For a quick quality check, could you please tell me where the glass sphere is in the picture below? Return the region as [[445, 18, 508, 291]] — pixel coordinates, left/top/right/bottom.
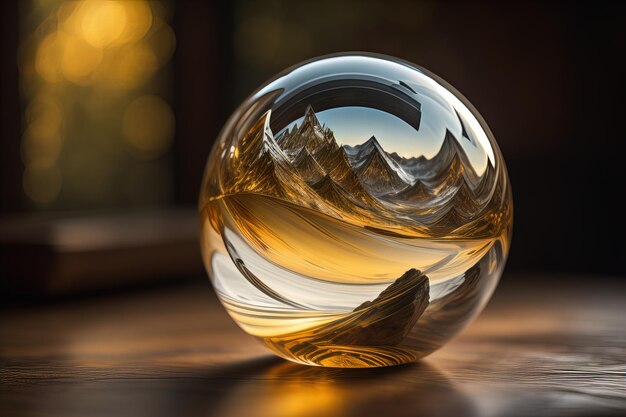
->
[[200, 53, 512, 368]]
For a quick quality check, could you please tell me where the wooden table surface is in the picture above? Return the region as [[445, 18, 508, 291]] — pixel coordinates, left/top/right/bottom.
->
[[1, 273, 624, 417]]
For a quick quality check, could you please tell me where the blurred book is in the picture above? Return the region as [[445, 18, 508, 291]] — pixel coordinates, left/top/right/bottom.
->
[[0, 209, 204, 297]]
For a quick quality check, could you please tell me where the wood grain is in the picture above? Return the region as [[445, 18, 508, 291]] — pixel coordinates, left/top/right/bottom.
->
[[1, 274, 624, 417]]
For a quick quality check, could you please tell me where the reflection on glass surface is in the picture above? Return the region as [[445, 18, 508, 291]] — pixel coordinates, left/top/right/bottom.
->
[[200, 54, 513, 367]]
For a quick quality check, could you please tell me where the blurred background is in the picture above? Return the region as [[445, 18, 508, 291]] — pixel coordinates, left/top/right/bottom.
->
[[1, 0, 624, 299]]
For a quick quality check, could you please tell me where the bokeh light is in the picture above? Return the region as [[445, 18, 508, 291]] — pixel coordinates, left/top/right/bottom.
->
[[20, 0, 175, 208], [23, 161, 63, 204], [35, 32, 66, 83], [123, 95, 175, 159], [60, 35, 103, 83]]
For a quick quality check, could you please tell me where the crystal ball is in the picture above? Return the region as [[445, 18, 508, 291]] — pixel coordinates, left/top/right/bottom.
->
[[200, 53, 512, 368]]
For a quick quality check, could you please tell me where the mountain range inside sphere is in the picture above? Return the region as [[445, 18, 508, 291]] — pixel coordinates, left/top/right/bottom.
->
[[224, 105, 508, 239]]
